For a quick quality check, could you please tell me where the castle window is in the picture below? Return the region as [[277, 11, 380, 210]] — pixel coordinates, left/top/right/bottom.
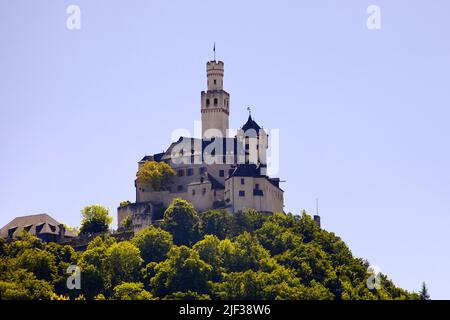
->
[[214, 98, 218, 106], [239, 190, 245, 197], [241, 178, 245, 185], [192, 189, 196, 196], [219, 170, 224, 177], [202, 188, 207, 195], [7, 227, 17, 238], [177, 169, 184, 177], [177, 185, 183, 191], [214, 79, 217, 85], [35, 223, 44, 234], [199, 167, 206, 175], [206, 99, 210, 107], [187, 168, 193, 176], [255, 183, 260, 190]]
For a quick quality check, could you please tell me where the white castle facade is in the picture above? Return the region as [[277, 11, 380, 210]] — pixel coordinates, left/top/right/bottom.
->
[[118, 60, 284, 231]]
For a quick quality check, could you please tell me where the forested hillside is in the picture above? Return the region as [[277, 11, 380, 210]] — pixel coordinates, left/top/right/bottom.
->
[[0, 198, 419, 300]]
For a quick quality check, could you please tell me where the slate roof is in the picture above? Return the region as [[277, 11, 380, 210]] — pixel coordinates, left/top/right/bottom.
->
[[242, 115, 261, 132], [229, 163, 263, 177], [207, 173, 225, 190], [0, 213, 77, 239]]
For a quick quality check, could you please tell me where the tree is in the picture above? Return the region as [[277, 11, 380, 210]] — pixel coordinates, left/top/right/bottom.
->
[[0, 268, 54, 300], [112, 282, 154, 300], [107, 241, 143, 287], [230, 232, 273, 272], [79, 205, 112, 235], [231, 209, 267, 236], [150, 246, 212, 297], [16, 248, 58, 282], [132, 226, 173, 264], [120, 215, 133, 230], [136, 161, 175, 191], [163, 198, 200, 245], [419, 282, 430, 300], [78, 235, 117, 298], [119, 200, 131, 207], [163, 291, 211, 300], [199, 209, 233, 239]]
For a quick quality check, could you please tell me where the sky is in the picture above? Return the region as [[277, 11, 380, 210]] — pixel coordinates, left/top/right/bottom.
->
[[1, 0, 449, 299]]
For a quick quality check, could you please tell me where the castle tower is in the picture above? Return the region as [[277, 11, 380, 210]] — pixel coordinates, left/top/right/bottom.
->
[[201, 60, 230, 138]]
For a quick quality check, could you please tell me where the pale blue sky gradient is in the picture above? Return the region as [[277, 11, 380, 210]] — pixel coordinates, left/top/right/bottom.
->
[[1, 1, 449, 298]]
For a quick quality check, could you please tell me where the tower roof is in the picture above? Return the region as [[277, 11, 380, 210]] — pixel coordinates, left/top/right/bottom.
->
[[242, 115, 261, 132]]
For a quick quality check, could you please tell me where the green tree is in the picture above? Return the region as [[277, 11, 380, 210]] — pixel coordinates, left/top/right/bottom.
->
[[256, 221, 303, 255], [150, 246, 212, 297], [112, 282, 154, 300], [163, 291, 211, 300], [120, 215, 133, 230], [0, 268, 54, 300], [163, 198, 200, 245], [108, 241, 143, 287], [16, 248, 58, 282], [199, 209, 233, 239], [132, 225, 173, 264], [231, 232, 273, 272], [231, 209, 267, 236], [79, 205, 113, 235], [419, 282, 430, 300], [193, 235, 223, 280], [78, 235, 116, 298], [119, 200, 131, 207], [136, 161, 175, 191]]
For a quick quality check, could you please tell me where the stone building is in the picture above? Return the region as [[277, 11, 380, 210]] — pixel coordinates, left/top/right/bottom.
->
[[118, 59, 284, 231], [0, 213, 77, 243]]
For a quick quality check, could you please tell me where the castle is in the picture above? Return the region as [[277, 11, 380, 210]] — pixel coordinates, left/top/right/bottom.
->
[[118, 59, 284, 231]]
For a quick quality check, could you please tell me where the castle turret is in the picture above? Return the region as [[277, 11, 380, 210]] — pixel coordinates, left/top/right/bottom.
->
[[201, 60, 230, 138]]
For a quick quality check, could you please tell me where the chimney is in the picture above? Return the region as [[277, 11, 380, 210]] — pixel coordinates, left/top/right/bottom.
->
[[59, 224, 66, 239], [313, 215, 321, 228]]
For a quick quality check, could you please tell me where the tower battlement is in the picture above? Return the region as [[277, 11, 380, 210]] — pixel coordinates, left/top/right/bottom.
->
[[202, 60, 229, 137]]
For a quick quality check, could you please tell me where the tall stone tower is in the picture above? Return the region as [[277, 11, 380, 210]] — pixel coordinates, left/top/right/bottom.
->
[[201, 60, 230, 138]]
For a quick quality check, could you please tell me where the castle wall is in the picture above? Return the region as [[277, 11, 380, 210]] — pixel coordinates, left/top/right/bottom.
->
[[225, 176, 283, 214]]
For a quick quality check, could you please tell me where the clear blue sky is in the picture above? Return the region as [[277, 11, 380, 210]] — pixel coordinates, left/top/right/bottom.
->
[[1, 0, 449, 299]]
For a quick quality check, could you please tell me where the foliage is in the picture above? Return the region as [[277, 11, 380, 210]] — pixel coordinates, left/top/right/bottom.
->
[[136, 161, 175, 191], [119, 200, 131, 208], [107, 242, 143, 287], [0, 200, 419, 300], [120, 215, 133, 230], [419, 282, 430, 300], [112, 282, 154, 300], [79, 205, 113, 235], [132, 226, 173, 264], [150, 246, 212, 297], [163, 198, 200, 245], [199, 209, 233, 239]]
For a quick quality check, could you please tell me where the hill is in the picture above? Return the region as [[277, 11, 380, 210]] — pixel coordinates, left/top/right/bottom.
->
[[0, 198, 419, 300]]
